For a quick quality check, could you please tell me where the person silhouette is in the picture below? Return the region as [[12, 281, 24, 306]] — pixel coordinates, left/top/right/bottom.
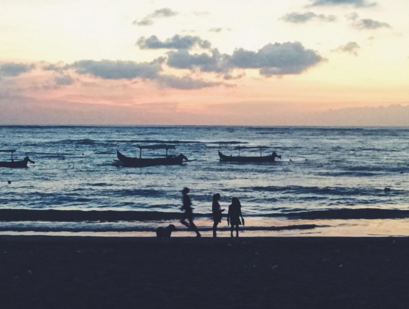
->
[[227, 197, 244, 237], [180, 187, 201, 237], [212, 193, 224, 237]]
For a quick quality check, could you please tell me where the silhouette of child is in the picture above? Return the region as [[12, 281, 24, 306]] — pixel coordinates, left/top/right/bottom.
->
[[227, 197, 244, 237], [180, 187, 201, 237], [212, 193, 224, 237]]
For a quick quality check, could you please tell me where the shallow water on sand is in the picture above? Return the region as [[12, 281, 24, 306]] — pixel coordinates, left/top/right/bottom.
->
[[1, 126, 409, 236]]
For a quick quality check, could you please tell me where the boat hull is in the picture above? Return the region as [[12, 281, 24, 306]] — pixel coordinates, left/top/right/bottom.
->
[[218, 151, 278, 163], [116, 151, 186, 167], [0, 160, 29, 168]]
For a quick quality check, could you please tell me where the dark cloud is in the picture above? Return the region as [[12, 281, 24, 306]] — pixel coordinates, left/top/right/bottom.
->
[[229, 42, 324, 76], [165, 42, 323, 76], [133, 19, 153, 26], [69, 60, 161, 80], [0, 63, 34, 77], [43, 63, 66, 73], [39, 39, 323, 90], [54, 75, 74, 86], [133, 8, 178, 26], [149, 8, 178, 18], [332, 42, 360, 55], [347, 13, 391, 30], [166, 42, 323, 76], [157, 75, 222, 90], [167, 49, 230, 73], [281, 12, 336, 23], [223, 72, 246, 80], [310, 0, 376, 8], [136, 35, 211, 50], [63, 60, 221, 89], [356, 18, 391, 29]]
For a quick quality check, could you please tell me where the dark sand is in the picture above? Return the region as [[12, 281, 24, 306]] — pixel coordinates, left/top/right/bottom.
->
[[1, 236, 409, 309]]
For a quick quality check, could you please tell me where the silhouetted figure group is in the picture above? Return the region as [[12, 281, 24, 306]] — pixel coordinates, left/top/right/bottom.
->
[[180, 187, 245, 237]]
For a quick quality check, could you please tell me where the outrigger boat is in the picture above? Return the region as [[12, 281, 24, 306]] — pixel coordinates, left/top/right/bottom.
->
[[218, 146, 281, 163], [116, 145, 189, 167], [0, 150, 35, 168]]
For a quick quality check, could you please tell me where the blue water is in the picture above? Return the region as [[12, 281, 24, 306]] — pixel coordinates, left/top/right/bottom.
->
[[1, 126, 409, 235]]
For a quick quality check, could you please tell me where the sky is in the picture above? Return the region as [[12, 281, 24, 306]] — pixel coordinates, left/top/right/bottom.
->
[[0, 0, 408, 125]]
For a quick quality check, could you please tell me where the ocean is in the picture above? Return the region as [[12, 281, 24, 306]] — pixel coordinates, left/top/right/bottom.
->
[[1, 126, 409, 237]]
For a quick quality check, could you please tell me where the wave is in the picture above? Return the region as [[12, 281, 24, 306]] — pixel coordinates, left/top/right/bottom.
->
[[0, 224, 322, 233], [267, 208, 409, 220], [206, 141, 248, 145], [58, 138, 96, 145], [0, 209, 190, 222], [251, 186, 406, 196], [1, 208, 409, 222], [108, 139, 202, 144]]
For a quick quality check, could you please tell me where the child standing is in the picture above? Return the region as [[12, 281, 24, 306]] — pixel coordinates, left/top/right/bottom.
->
[[227, 197, 244, 237], [212, 193, 223, 237]]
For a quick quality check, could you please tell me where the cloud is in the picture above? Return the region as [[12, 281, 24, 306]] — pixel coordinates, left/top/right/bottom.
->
[[134, 19, 153, 26], [167, 49, 230, 73], [229, 42, 324, 76], [69, 60, 161, 80], [355, 18, 391, 29], [54, 75, 74, 86], [38, 40, 323, 90], [157, 75, 222, 89], [133, 8, 178, 26], [309, 0, 376, 8], [136, 35, 211, 50], [223, 73, 246, 80], [166, 42, 324, 76], [209, 28, 223, 33], [281, 12, 336, 24], [347, 13, 391, 30], [332, 42, 360, 55], [43, 63, 66, 73], [0, 63, 34, 77], [63, 59, 222, 90]]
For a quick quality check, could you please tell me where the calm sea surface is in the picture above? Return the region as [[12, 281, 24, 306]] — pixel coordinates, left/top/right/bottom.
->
[[1, 126, 409, 236]]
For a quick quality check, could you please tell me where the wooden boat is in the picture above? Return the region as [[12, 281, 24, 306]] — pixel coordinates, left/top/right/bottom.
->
[[116, 145, 188, 167], [218, 147, 281, 163], [0, 150, 35, 168]]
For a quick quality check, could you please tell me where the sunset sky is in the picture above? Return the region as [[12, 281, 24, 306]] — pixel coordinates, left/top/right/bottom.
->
[[1, 0, 408, 125]]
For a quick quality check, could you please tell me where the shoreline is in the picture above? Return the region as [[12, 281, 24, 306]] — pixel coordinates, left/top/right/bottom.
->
[[1, 217, 409, 237]]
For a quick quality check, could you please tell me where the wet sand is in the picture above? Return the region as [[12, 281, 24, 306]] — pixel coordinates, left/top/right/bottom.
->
[[1, 236, 409, 309]]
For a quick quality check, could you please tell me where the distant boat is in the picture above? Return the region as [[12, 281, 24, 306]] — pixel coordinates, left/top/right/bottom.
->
[[218, 147, 281, 163], [0, 150, 35, 168], [116, 145, 189, 167]]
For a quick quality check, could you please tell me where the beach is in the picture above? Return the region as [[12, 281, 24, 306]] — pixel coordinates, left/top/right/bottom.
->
[[1, 236, 409, 309]]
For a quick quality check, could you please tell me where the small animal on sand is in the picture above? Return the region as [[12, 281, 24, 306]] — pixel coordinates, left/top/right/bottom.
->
[[156, 224, 177, 239]]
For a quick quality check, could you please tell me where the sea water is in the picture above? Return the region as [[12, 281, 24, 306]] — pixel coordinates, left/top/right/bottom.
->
[[1, 126, 409, 236]]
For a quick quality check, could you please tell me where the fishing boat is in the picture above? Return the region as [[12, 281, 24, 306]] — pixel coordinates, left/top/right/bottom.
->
[[218, 147, 281, 163], [116, 145, 189, 167], [0, 150, 35, 168]]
